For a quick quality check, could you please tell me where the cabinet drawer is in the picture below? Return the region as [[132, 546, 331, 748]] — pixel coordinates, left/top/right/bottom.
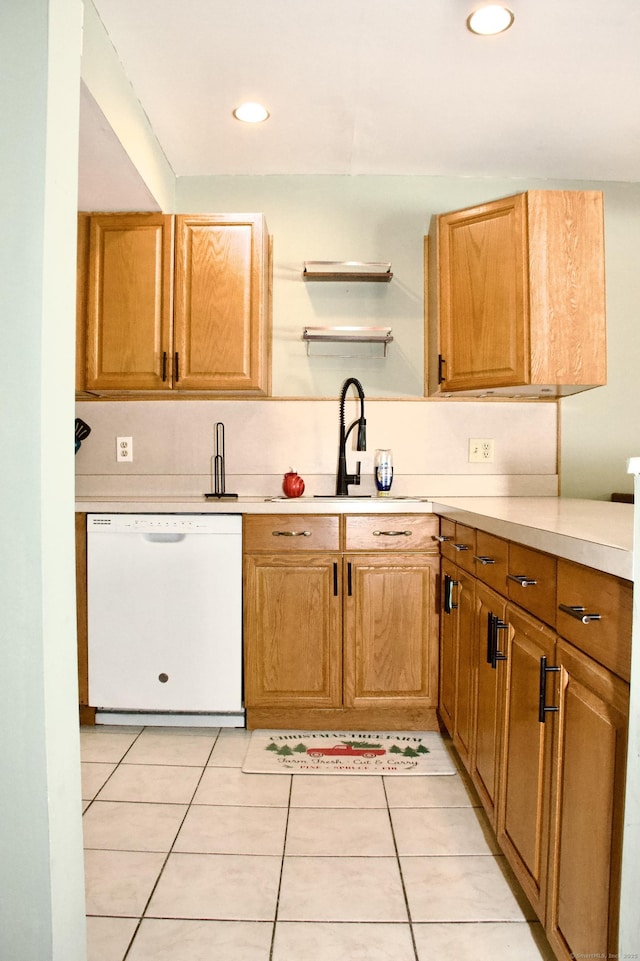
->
[[243, 514, 340, 551], [556, 559, 632, 681], [450, 523, 476, 574], [344, 514, 439, 552], [474, 531, 508, 592], [507, 543, 557, 626], [438, 517, 457, 562]]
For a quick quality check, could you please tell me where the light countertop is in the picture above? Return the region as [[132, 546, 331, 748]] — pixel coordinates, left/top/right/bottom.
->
[[75, 495, 634, 580]]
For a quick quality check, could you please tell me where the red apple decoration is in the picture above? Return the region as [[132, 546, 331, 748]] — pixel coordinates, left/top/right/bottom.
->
[[283, 468, 305, 498]]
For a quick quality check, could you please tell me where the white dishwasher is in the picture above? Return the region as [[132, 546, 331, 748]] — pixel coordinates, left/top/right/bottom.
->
[[87, 514, 243, 725]]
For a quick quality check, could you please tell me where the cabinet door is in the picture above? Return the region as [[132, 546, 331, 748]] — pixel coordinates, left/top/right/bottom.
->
[[471, 582, 507, 827], [343, 553, 439, 710], [546, 639, 628, 961], [438, 559, 459, 734], [85, 214, 174, 391], [436, 193, 528, 392], [243, 552, 341, 708], [174, 214, 269, 392], [451, 566, 475, 770], [498, 604, 556, 920]]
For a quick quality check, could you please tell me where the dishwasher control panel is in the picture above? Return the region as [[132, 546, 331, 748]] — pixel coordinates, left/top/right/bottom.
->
[[87, 513, 241, 534]]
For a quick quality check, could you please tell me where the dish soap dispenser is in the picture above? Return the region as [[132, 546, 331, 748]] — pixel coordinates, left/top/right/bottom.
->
[[374, 449, 393, 495]]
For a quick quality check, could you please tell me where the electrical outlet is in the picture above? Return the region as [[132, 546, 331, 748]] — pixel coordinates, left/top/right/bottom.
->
[[469, 438, 494, 463], [116, 436, 133, 463]]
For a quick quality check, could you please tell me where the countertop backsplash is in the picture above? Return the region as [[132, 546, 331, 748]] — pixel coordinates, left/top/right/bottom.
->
[[75, 398, 559, 500]]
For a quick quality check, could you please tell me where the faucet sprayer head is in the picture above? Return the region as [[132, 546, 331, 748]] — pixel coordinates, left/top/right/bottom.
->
[[357, 417, 367, 451]]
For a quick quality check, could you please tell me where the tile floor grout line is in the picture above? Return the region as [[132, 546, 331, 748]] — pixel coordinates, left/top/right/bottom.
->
[[80, 725, 147, 812], [111, 727, 222, 960], [268, 772, 294, 961], [382, 775, 421, 961]]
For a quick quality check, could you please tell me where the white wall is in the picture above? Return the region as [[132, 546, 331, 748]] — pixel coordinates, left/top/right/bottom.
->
[[559, 183, 640, 500], [0, 2, 86, 959], [173, 175, 640, 498], [81, 0, 175, 211]]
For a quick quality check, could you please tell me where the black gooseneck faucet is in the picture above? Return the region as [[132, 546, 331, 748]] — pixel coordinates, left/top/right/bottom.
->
[[336, 377, 367, 496]]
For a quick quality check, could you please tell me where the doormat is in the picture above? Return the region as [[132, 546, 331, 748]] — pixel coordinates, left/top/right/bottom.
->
[[242, 730, 457, 776]]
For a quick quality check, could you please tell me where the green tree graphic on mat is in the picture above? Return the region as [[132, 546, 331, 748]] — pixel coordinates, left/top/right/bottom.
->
[[293, 743, 307, 753], [277, 745, 294, 756], [266, 742, 279, 753], [416, 744, 430, 755]]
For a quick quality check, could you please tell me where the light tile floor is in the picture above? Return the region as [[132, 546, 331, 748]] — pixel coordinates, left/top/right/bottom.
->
[[81, 725, 557, 961]]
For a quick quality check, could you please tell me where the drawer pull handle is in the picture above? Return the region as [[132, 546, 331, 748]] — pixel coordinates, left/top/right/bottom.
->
[[558, 604, 601, 624], [508, 574, 537, 587], [373, 529, 412, 537], [271, 530, 312, 537], [454, 543, 469, 552], [434, 534, 452, 543], [474, 555, 496, 566], [538, 655, 560, 723]]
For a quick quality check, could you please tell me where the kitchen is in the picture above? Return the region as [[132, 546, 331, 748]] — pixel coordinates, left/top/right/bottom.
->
[[3, 2, 640, 961]]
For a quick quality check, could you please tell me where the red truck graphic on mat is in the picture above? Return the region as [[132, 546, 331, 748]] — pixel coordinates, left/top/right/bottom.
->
[[306, 742, 386, 758]]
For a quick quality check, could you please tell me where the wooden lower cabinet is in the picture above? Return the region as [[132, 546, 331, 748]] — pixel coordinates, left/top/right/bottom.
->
[[545, 639, 629, 961], [438, 559, 475, 768], [343, 553, 439, 710], [498, 604, 556, 921], [244, 514, 440, 730], [75, 512, 96, 725], [436, 520, 631, 961], [470, 582, 507, 827], [243, 552, 342, 710]]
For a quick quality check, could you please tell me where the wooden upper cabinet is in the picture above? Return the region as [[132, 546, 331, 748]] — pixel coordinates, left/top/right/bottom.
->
[[85, 214, 174, 391], [173, 214, 269, 392], [78, 212, 270, 395], [428, 190, 607, 397]]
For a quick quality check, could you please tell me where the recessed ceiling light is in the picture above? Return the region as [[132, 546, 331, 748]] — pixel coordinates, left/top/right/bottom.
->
[[233, 102, 270, 123], [467, 4, 514, 35]]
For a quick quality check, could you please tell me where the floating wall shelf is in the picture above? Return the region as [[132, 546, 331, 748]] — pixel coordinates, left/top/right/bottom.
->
[[303, 261, 393, 282], [302, 325, 393, 357]]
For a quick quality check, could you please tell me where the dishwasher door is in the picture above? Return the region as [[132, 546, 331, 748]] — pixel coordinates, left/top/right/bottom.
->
[[87, 514, 242, 714]]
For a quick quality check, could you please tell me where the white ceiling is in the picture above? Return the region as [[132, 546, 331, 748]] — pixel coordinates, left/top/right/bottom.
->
[[80, 0, 640, 204]]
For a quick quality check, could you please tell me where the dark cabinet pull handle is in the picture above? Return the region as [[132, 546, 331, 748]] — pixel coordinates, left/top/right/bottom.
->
[[538, 655, 560, 723], [473, 555, 496, 566], [558, 603, 601, 624], [174, 352, 180, 382], [347, 562, 353, 596], [486, 612, 494, 664], [487, 613, 508, 669], [454, 543, 470, 552], [508, 574, 538, 587], [493, 619, 508, 668], [333, 562, 338, 596], [443, 573, 458, 614], [373, 530, 412, 537], [434, 534, 452, 543], [162, 351, 167, 382], [438, 354, 446, 384]]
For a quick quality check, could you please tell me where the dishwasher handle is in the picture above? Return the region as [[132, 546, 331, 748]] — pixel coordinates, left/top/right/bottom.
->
[[142, 533, 186, 543]]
